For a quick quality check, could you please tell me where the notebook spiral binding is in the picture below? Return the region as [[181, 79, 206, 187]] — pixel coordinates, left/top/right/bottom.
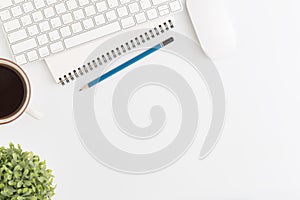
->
[[59, 20, 174, 85]]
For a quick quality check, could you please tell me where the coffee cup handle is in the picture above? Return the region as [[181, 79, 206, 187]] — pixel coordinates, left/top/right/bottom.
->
[[26, 107, 43, 120]]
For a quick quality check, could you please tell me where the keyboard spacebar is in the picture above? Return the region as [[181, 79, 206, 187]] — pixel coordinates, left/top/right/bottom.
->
[[64, 22, 121, 49]]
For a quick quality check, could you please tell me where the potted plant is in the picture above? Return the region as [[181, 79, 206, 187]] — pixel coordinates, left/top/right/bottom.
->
[[0, 143, 55, 200]]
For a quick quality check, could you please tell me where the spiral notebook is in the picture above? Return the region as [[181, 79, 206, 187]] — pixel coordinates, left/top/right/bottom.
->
[[45, 20, 175, 85]]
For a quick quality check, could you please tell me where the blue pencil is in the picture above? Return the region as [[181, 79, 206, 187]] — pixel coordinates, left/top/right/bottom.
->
[[80, 37, 174, 91]]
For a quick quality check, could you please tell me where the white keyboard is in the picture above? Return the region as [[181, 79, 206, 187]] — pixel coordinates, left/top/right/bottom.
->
[[0, 0, 182, 65]]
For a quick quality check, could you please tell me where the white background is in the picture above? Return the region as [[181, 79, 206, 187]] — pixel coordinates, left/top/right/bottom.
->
[[1, 0, 300, 199]]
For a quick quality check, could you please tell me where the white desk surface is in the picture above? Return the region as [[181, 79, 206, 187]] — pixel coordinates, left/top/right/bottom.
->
[[1, 0, 300, 199]]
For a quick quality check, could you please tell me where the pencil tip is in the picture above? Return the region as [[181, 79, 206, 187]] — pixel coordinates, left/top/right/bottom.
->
[[79, 84, 88, 92]]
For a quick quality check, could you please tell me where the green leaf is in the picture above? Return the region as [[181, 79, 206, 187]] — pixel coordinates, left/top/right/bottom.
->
[[17, 181, 23, 188], [17, 196, 25, 200], [12, 153, 18, 161], [17, 189, 23, 194], [8, 180, 15, 186], [24, 169, 29, 176]]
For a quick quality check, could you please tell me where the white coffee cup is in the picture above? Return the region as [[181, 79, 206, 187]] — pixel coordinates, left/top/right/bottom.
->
[[0, 58, 42, 125]]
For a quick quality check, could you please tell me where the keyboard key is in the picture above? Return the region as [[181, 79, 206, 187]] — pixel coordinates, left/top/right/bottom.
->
[[55, 3, 67, 14], [65, 22, 121, 48], [23, 2, 34, 13], [78, 0, 89, 6], [96, 2, 108, 12], [7, 29, 27, 43], [46, 0, 57, 5], [147, 8, 158, 19], [94, 14, 105, 25], [0, 10, 11, 21], [14, 0, 25, 3], [169, 1, 181, 12], [38, 46, 50, 57], [66, 0, 78, 10], [28, 25, 39, 36], [71, 22, 83, 33], [33, 0, 46, 9], [107, 0, 119, 8], [106, 10, 117, 21], [27, 50, 38, 62], [152, 0, 168, 5], [44, 7, 55, 18], [158, 5, 169, 15], [51, 17, 62, 28], [32, 11, 43, 22], [11, 6, 23, 17], [158, 4, 168, 11], [4, 19, 21, 32], [20, 15, 32, 26], [49, 30, 60, 41], [83, 18, 94, 29], [37, 34, 49, 45], [60, 26, 71, 37], [15, 54, 27, 65], [140, 0, 151, 9], [39, 21, 50, 32], [85, 5, 96, 17], [0, 1, 13, 10], [12, 38, 37, 54], [128, 3, 139, 13], [50, 41, 64, 53], [117, 6, 128, 17], [74, 9, 85, 20], [121, 16, 135, 28], [62, 13, 73, 24], [159, 8, 169, 16], [135, 12, 146, 24], [120, 0, 130, 4]]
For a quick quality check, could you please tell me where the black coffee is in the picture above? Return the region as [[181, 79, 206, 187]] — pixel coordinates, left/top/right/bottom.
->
[[0, 65, 26, 119]]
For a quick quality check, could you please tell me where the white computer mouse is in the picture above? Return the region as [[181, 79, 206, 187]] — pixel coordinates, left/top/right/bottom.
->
[[186, 0, 237, 60]]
